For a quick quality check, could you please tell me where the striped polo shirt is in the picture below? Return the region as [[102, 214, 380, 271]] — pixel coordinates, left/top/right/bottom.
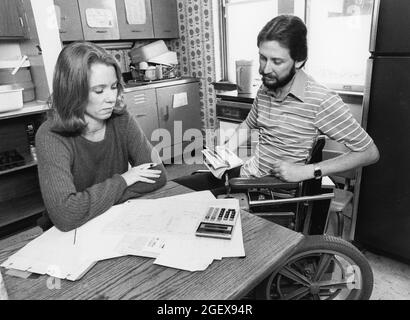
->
[[240, 69, 374, 178]]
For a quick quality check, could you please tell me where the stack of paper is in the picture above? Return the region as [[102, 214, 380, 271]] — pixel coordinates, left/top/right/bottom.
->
[[1, 191, 245, 280], [202, 146, 244, 179]]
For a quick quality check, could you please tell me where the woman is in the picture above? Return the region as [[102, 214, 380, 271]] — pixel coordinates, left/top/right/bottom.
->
[[36, 42, 167, 232]]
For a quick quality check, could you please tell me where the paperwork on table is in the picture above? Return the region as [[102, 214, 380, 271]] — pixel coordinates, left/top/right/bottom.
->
[[1, 191, 245, 281]]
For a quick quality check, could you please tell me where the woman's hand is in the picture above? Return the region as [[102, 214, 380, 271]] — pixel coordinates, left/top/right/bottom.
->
[[121, 163, 162, 187]]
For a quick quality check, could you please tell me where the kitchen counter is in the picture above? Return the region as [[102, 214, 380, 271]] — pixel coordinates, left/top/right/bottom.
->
[[123, 77, 199, 93], [216, 89, 257, 104]]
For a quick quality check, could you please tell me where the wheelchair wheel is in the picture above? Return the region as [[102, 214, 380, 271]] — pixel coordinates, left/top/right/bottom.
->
[[259, 235, 373, 300]]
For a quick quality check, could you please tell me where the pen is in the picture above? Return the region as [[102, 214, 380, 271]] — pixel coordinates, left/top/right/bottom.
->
[[73, 229, 77, 245]]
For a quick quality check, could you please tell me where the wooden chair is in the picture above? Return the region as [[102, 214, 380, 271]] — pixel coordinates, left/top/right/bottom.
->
[[324, 166, 357, 240]]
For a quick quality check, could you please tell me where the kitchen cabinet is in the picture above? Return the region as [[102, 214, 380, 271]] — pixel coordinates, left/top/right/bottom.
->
[[151, 0, 179, 39], [54, 0, 84, 42], [116, 0, 154, 39], [156, 82, 201, 162], [0, 0, 27, 39], [123, 88, 158, 141], [124, 80, 202, 163], [78, 0, 120, 41], [0, 109, 47, 238]]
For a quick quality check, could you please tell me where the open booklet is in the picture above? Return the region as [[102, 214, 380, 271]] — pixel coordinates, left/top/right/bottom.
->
[[202, 146, 244, 179]]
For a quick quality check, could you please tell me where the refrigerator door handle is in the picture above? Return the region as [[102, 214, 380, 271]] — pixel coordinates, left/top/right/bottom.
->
[[369, 0, 381, 53]]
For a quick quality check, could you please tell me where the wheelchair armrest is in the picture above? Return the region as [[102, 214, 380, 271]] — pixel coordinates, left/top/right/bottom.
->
[[191, 170, 211, 175], [229, 177, 300, 190]]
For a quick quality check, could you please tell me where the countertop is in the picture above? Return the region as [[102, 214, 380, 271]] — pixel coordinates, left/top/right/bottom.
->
[[123, 77, 199, 93], [215, 88, 363, 104], [216, 89, 257, 104]]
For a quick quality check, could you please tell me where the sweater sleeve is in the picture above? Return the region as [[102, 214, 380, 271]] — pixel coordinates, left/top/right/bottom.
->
[[35, 126, 128, 232], [117, 114, 167, 203]]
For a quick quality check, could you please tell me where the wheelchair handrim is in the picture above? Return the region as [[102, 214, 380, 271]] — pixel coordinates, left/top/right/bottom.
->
[[266, 249, 366, 300]]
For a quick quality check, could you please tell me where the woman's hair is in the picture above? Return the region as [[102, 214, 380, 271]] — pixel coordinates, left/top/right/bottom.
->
[[257, 15, 308, 66], [50, 41, 125, 136]]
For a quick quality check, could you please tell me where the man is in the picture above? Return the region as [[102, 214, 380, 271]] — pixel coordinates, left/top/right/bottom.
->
[[175, 15, 379, 233], [226, 14, 379, 182]]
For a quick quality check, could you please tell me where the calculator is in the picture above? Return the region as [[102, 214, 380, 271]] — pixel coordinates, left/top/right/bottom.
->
[[195, 205, 240, 240]]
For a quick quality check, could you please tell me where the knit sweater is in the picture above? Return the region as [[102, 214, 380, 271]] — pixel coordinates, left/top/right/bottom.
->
[[35, 110, 167, 232]]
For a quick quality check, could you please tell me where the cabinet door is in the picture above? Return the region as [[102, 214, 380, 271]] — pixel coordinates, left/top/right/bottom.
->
[[156, 82, 202, 161], [151, 0, 179, 39], [78, 0, 120, 41], [0, 0, 26, 38], [124, 89, 159, 143], [116, 0, 154, 39], [54, 0, 84, 42]]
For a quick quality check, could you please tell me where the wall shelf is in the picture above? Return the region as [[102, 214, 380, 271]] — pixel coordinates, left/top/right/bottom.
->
[[0, 101, 49, 121], [0, 152, 37, 177], [0, 192, 45, 228]]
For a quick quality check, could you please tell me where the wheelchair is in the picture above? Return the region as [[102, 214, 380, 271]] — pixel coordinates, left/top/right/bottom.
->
[[214, 138, 374, 300]]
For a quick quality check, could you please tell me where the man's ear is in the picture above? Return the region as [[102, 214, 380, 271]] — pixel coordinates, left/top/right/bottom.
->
[[295, 60, 306, 69]]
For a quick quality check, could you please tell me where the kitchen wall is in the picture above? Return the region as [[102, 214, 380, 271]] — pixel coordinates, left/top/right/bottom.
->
[[169, 0, 218, 133]]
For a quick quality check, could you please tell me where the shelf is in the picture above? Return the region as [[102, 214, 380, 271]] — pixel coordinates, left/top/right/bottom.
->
[[0, 101, 49, 120], [0, 153, 37, 176], [0, 192, 45, 228]]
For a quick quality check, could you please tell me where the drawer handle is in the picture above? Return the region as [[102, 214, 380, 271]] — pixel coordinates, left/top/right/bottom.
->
[[163, 30, 171, 33], [135, 114, 147, 118], [59, 30, 67, 34], [163, 105, 169, 121], [96, 30, 108, 34], [131, 30, 142, 33]]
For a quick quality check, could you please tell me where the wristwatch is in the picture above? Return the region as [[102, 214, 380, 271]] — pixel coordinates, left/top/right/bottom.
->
[[313, 165, 322, 180]]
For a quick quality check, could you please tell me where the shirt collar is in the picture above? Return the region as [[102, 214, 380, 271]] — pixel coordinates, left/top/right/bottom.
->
[[261, 69, 308, 103]]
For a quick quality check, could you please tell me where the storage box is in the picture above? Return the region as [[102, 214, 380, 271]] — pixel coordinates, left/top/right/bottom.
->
[[130, 40, 169, 63], [0, 85, 24, 113], [0, 66, 35, 102]]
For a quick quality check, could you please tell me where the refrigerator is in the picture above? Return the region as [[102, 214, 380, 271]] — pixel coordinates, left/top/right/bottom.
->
[[355, 0, 410, 263]]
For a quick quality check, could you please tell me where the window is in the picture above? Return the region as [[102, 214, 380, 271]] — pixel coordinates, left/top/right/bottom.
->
[[219, 0, 374, 92], [305, 0, 374, 92], [220, 0, 305, 83]]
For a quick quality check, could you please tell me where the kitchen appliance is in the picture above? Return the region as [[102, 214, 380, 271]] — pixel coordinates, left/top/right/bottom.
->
[[235, 60, 258, 94], [215, 95, 258, 155], [354, 0, 410, 263]]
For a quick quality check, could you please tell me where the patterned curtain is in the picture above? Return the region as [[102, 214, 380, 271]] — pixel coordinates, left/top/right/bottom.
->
[[169, 0, 217, 133]]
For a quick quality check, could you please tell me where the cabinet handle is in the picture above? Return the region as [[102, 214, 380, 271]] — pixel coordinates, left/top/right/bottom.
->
[[163, 105, 169, 121], [19, 17, 24, 28], [134, 114, 147, 118], [96, 30, 108, 34], [131, 30, 142, 33]]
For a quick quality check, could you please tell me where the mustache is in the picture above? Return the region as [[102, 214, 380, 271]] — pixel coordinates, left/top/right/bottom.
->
[[260, 72, 276, 78]]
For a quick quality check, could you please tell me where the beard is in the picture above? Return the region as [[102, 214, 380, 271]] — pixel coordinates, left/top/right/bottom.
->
[[261, 64, 297, 91]]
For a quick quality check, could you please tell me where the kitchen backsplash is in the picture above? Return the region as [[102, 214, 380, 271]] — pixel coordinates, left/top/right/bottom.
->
[[170, 0, 217, 132]]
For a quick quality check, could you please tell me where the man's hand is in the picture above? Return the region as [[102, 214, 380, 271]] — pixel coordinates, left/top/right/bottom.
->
[[270, 161, 313, 182]]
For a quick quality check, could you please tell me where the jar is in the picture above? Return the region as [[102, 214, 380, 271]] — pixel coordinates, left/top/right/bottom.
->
[[144, 67, 156, 81]]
